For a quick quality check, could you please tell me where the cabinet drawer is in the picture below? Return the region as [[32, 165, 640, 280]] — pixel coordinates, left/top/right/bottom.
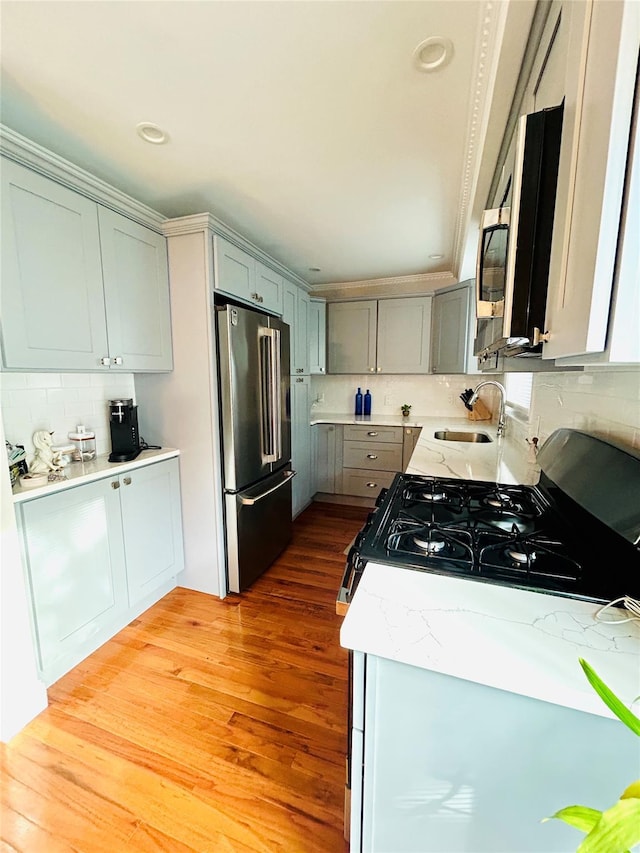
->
[[343, 425, 403, 443], [343, 441, 402, 472], [342, 469, 396, 498]]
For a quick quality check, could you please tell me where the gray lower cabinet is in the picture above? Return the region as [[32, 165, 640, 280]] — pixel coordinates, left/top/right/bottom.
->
[[313, 424, 337, 493], [341, 425, 403, 499], [291, 375, 312, 516], [1, 158, 172, 372], [18, 458, 183, 685]]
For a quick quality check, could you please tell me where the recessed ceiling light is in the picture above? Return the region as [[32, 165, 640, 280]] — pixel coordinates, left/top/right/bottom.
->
[[413, 37, 453, 72], [429, 254, 445, 260], [136, 122, 169, 145], [309, 267, 321, 272]]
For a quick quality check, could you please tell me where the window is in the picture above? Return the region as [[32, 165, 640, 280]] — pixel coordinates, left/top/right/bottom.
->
[[505, 372, 533, 416]]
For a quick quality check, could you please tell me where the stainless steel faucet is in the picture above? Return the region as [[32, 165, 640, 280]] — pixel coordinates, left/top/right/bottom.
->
[[469, 380, 507, 437]]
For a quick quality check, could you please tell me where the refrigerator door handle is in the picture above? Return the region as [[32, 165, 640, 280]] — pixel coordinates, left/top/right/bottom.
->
[[238, 469, 296, 506], [260, 328, 282, 464]]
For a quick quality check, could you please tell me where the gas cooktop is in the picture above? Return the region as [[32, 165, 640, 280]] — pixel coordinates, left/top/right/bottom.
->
[[339, 430, 640, 608]]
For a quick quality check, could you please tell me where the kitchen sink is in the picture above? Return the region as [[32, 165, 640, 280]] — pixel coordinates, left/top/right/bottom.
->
[[434, 430, 493, 443]]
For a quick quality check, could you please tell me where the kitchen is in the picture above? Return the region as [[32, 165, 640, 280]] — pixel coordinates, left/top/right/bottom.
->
[[2, 1, 640, 851]]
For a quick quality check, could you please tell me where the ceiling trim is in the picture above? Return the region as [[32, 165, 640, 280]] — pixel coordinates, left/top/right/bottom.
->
[[0, 123, 166, 232], [451, 0, 509, 276], [162, 213, 311, 291], [310, 271, 457, 300]]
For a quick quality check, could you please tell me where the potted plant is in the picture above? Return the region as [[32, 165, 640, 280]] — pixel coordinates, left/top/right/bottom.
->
[[401, 404, 412, 418]]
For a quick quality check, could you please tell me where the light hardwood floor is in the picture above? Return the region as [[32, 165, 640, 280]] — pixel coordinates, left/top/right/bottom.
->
[[1, 500, 370, 853]]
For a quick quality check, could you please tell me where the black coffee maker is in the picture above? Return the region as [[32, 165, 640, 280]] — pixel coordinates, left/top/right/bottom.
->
[[108, 399, 142, 462]]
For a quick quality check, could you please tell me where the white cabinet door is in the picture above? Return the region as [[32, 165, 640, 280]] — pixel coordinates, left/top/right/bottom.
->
[[291, 375, 312, 516], [19, 477, 127, 683], [327, 301, 377, 374], [308, 298, 327, 374], [431, 286, 470, 374], [544, 0, 639, 358], [213, 235, 254, 303], [99, 208, 173, 371], [119, 458, 184, 606], [377, 297, 432, 374], [255, 261, 283, 314], [283, 280, 311, 375], [1, 158, 109, 370]]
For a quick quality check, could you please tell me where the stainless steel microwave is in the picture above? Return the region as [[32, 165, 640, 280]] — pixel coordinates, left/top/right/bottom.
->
[[475, 103, 564, 357]]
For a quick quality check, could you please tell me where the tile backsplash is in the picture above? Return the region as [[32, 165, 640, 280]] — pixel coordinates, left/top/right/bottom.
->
[[311, 368, 640, 450], [1, 372, 136, 461]]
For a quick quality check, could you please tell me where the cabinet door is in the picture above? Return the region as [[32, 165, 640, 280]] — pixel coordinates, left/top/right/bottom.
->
[[431, 286, 470, 374], [402, 427, 422, 470], [1, 158, 109, 370], [377, 297, 432, 374], [291, 375, 312, 516], [327, 301, 377, 374], [294, 290, 310, 375], [282, 280, 298, 374], [314, 424, 336, 493], [213, 235, 254, 302], [308, 298, 327, 374], [19, 478, 127, 682], [119, 458, 184, 606], [98, 208, 173, 371], [255, 261, 283, 314]]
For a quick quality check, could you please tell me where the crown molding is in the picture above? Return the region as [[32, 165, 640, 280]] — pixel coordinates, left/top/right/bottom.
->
[[310, 271, 457, 300], [451, 0, 509, 275], [0, 124, 166, 232], [162, 213, 310, 291]]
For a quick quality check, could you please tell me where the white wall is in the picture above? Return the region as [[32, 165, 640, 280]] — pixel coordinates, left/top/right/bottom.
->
[[1, 372, 136, 460]]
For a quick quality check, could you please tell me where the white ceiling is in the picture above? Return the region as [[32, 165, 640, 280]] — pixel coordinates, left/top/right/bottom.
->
[[0, 1, 534, 287]]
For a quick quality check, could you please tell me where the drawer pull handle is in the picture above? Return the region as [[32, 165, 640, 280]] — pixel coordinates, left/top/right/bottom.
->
[[366, 482, 378, 488], [367, 431, 378, 436], [367, 454, 378, 459]]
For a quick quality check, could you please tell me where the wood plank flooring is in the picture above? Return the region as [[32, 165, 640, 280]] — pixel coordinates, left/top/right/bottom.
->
[[1, 500, 370, 853]]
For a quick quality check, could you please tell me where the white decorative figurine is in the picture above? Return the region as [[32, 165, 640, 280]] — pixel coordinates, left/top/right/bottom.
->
[[29, 430, 66, 474]]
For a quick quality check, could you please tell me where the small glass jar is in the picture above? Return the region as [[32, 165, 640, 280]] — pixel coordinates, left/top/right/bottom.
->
[[68, 425, 96, 462]]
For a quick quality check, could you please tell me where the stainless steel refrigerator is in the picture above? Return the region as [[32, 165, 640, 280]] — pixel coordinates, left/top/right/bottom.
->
[[216, 301, 294, 593]]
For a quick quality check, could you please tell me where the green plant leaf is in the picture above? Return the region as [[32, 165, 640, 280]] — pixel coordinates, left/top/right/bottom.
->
[[576, 797, 640, 853], [544, 805, 602, 832], [579, 659, 640, 736]]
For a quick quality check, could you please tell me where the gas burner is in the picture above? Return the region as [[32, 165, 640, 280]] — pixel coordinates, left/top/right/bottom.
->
[[419, 491, 448, 503], [485, 492, 516, 509], [506, 547, 533, 564], [413, 533, 446, 553]]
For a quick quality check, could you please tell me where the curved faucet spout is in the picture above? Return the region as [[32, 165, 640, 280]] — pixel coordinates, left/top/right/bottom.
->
[[469, 380, 507, 437]]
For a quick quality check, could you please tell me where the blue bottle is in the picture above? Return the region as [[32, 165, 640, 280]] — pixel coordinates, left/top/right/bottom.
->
[[355, 387, 363, 416], [364, 389, 372, 416]]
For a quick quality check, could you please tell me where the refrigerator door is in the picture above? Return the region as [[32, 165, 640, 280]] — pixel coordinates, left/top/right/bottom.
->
[[225, 467, 295, 592], [217, 304, 290, 490]]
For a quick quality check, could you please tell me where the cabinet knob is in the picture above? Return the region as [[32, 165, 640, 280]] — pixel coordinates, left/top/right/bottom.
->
[[112, 356, 123, 366], [111, 481, 120, 489], [369, 367, 375, 372], [366, 482, 378, 489], [367, 454, 378, 460], [367, 431, 378, 436], [123, 476, 132, 486], [296, 368, 304, 373], [296, 377, 304, 383], [320, 367, 325, 372], [100, 356, 111, 366], [376, 367, 382, 373]]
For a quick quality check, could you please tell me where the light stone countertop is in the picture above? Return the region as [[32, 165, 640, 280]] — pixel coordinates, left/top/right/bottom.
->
[[310, 412, 539, 485], [341, 561, 640, 720], [12, 448, 180, 503]]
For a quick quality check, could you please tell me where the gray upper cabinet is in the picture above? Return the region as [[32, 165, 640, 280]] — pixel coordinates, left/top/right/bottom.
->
[[1, 159, 109, 370], [283, 279, 310, 375], [328, 297, 431, 374], [213, 235, 283, 315], [431, 284, 471, 374], [327, 300, 377, 373], [99, 208, 172, 371], [1, 158, 173, 372], [308, 298, 326, 374]]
